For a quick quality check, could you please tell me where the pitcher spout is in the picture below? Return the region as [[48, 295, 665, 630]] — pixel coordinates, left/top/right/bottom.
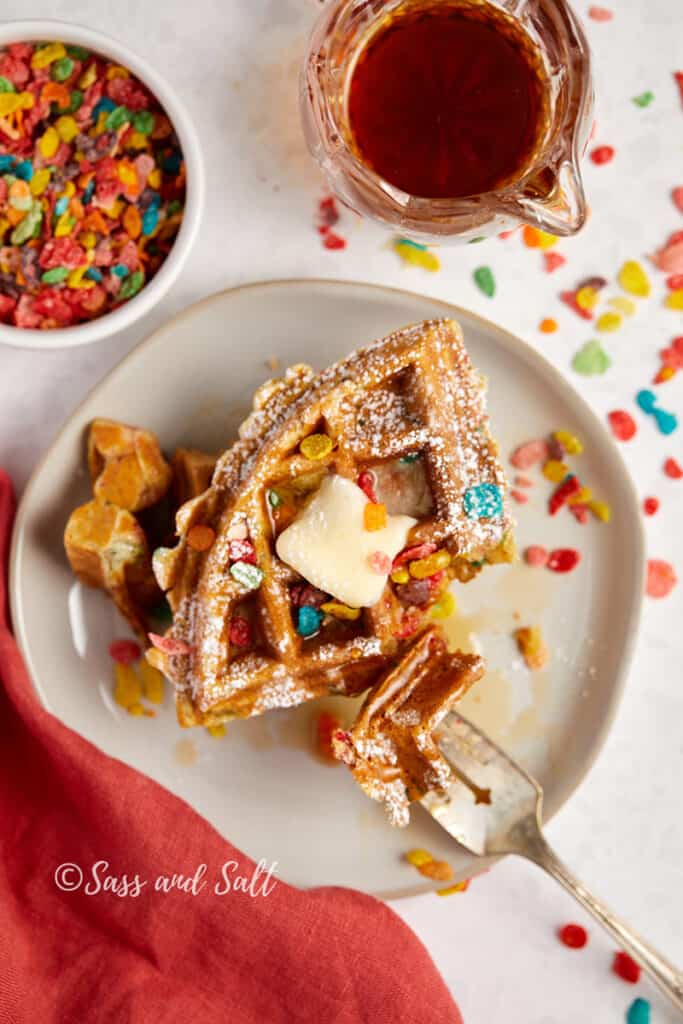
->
[[495, 158, 588, 237]]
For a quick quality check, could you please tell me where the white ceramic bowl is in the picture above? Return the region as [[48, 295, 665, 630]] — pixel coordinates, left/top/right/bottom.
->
[[0, 19, 204, 350]]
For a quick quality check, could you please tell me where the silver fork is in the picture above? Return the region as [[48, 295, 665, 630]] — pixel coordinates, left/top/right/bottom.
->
[[421, 713, 683, 1014]]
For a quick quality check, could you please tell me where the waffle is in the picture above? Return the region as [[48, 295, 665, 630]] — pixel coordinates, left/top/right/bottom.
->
[[149, 319, 513, 729], [64, 500, 160, 639], [88, 418, 173, 512], [333, 627, 485, 826]]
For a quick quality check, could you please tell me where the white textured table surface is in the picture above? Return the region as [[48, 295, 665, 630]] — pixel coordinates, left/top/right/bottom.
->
[[1, 1, 682, 1021]]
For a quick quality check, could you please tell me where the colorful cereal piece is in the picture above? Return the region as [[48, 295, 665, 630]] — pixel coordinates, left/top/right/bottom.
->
[[113, 662, 142, 711], [646, 559, 677, 598], [187, 524, 216, 552], [612, 951, 641, 984], [393, 542, 437, 568], [632, 91, 654, 108], [138, 659, 164, 704], [607, 410, 637, 441], [473, 266, 495, 297], [571, 339, 611, 376], [510, 440, 548, 469], [463, 483, 503, 519], [148, 632, 192, 656], [321, 601, 361, 621], [228, 538, 257, 564], [596, 311, 622, 333], [558, 923, 588, 948], [392, 237, 440, 271], [609, 295, 636, 316], [664, 457, 683, 478], [229, 616, 252, 647], [430, 590, 456, 619], [364, 501, 387, 531], [561, 290, 593, 321], [588, 6, 613, 20], [357, 470, 378, 503], [618, 260, 651, 298], [300, 433, 333, 460], [553, 430, 583, 455], [626, 999, 650, 1024], [108, 638, 142, 665], [543, 251, 566, 273], [549, 475, 581, 515], [665, 289, 683, 310], [405, 848, 434, 868], [390, 567, 410, 584], [436, 880, 470, 897], [590, 145, 615, 165], [539, 317, 557, 333], [643, 496, 659, 516], [524, 545, 549, 567], [575, 285, 599, 311], [230, 561, 264, 590], [653, 240, 683, 274], [297, 605, 322, 636], [542, 459, 569, 483], [510, 489, 528, 504], [417, 860, 454, 881], [547, 548, 580, 573]]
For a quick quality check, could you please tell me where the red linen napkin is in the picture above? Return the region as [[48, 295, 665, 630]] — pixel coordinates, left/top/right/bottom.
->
[[0, 469, 462, 1024]]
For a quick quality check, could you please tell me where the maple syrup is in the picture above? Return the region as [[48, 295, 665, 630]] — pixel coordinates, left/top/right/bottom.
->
[[347, 2, 546, 199]]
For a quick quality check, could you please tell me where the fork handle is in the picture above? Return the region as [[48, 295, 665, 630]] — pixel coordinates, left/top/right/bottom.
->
[[522, 831, 683, 1014]]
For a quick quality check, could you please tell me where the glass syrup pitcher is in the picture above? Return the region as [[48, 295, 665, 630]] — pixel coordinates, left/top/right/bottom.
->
[[300, 0, 593, 242]]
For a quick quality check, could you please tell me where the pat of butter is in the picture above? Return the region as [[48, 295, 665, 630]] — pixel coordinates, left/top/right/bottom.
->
[[275, 475, 416, 608]]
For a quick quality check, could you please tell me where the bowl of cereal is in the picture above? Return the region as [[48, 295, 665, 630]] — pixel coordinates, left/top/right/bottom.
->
[[0, 20, 203, 348]]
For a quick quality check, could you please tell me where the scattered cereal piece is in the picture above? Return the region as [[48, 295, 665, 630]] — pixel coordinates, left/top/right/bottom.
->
[[653, 240, 683, 274], [618, 260, 651, 298], [510, 489, 528, 504], [607, 410, 637, 441], [300, 433, 333, 460], [323, 231, 346, 250], [148, 633, 192, 656], [418, 860, 454, 882], [536, 230, 558, 250], [590, 145, 615, 165], [514, 475, 533, 488], [664, 456, 683, 478], [364, 501, 387, 531], [108, 638, 141, 665], [666, 273, 683, 290], [524, 545, 549, 567], [673, 187, 683, 214], [522, 225, 540, 248], [643, 496, 659, 516], [543, 251, 566, 273], [547, 548, 580, 573], [515, 626, 550, 671], [229, 561, 264, 590], [405, 848, 434, 868], [609, 295, 636, 316], [113, 662, 142, 712], [549, 475, 581, 515], [320, 601, 361, 621], [561, 290, 593, 321], [588, 499, 611, 522], [626, 998, 651, 1024], [317, 195, 339, 227], [539, 317, 558, 333], [588, 5, 613, 20], [430, 590, 456, 619], [297, 605, 323, 636], [462, 482, 503, 519], [409, 549, 451, 579], [632, 91, 654, 108], [357, 470, 378, 503], [576, 285, 599, 311], [636, 389, 678, 435], [554, 430, 583, 455], [612, 951, 641, 984], [510, 440, 549, 469], [317, 710, 342, 760], [665, 289, 683, 310], [392, 237, 440, 271], [596, 311, 622, 333], [570, 504, 590, 524], [646, 559, 677, 598], [229, 616, 252, 647], [436, 880, 470, 896], [543, 459, 569, 483], [568, 485, 592, 506], [572, 339, 611, 376], [138, 658, 164, 704], [473, 266, 495, 297], [187, 524, 216, 552], [558, 923, 588, 948]]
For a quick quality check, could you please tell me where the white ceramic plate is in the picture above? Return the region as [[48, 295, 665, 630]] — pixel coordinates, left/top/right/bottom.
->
[[10, 280, 644, 898]]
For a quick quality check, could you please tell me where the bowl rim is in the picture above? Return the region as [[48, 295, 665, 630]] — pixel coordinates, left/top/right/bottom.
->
[[0, 17, 204, 350]]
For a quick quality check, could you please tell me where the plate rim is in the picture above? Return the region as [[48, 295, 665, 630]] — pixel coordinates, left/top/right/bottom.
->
[[9, 278, 646, 892]]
